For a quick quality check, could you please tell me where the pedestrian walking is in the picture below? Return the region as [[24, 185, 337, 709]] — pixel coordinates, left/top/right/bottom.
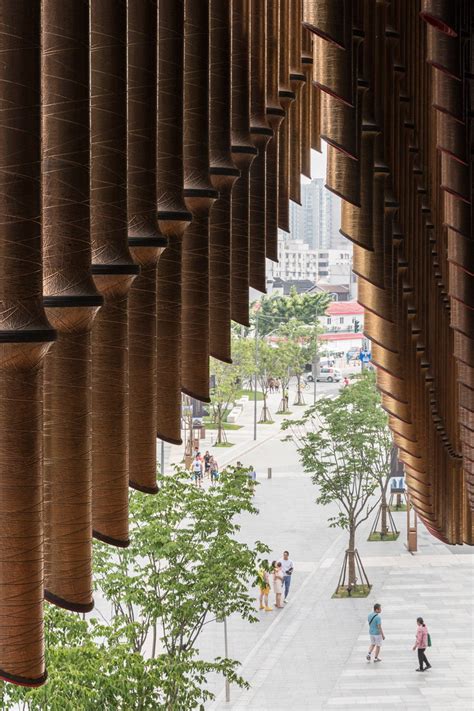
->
[[413, 617, 431, 672], [257, 562, 272, 612], [209, 455, 219, 485], [191, 454, 203, 487], [366, 603, 385, 663], [248, 465, 257, 482], [272, 560, 284, 608], [203, 450, 211, 478], [278, 551, 294, 602]]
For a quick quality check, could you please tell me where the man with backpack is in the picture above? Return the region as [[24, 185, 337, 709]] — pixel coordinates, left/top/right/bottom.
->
[[366, 603, 385, 663]]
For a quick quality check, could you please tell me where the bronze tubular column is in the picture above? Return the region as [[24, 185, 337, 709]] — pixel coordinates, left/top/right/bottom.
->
[[300, 28, 313, 180], [277, 0, 295, 232], [156, 0, 191, 444], [231, 0, 257, 326], [265, 0, 284, 262], [249, 0, 273, 293], [42, 0, 102, 615], [182, 0, 218, 401], [128, 0, 167, 494], [288, 0, 305, 205], [209, 0, 240, 363], [90, 0, 139, 547], [0, 2, 55, 686]]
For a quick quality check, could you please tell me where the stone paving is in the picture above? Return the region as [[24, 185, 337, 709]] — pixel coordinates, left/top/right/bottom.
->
[[192, 397, 474, 711]]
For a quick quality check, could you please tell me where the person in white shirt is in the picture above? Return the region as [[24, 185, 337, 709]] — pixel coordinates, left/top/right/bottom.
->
[[278, 551, 294, 602]]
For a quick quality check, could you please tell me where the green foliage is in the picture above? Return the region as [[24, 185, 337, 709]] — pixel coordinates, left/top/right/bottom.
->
[[209, 338, 255, 443], [253, 288, 331, 336], [3, 470, 269, 710]]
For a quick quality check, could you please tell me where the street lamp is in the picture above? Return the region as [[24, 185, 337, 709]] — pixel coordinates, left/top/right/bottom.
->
[[253, 313, 258, 441]]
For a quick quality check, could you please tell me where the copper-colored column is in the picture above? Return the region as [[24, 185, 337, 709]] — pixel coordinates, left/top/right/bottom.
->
[[90, 0, 139, 547], [156, 0, 191, 445], [265, 0, 284, 262], [128, 0, 167, 494], [182, 0, 218, 402], [42, 0, 102, 615], [231, 0, 258, 326], [300, 28, 313, 179], [0, 2, 54, 685], [278, 0, 295, 232], [209, 0, 239, 363], [289, 0, 304, 205], [249, 0, 273, 293]]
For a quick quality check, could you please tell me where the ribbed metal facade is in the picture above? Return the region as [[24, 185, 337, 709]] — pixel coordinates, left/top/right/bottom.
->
[[0, 0, 471, 687]]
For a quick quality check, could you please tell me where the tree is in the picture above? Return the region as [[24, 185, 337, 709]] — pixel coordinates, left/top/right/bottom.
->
[[4, 470, 269, 710], [252, 288, 331, 336], [282, 372, 388, 593], [209, 357, 240, 444], [255, 340, 278, 422], [273, 339, 294, 414], [276, 319, 320, 406]]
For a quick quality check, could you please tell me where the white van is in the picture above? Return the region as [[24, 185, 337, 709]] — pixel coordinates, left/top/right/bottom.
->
[[316, 367, 342, 383]]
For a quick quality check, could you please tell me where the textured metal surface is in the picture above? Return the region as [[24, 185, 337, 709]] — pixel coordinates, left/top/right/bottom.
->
[[42, 0, 101, 616], [209, 0, 238, 363], [90, 0, 137, 547], [182, 0, 217, 402], [0, 0, 472, 686]]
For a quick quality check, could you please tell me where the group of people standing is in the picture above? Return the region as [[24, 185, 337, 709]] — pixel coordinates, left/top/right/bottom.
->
[[367, 603, 432, 672], [190, 449, 219, 486], [257, 551, 294, 611]]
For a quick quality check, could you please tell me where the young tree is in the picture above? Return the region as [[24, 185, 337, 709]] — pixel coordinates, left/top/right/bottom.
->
[[277, 319, 320, 406], [252, 288, 331, 336], [255, 340, 278, 422], [282, 373, 387, 591], [273, 339, 294, 414], [209, 357, 240, 443], [95, 469, 269, 709], [5, 470, 268, 710]]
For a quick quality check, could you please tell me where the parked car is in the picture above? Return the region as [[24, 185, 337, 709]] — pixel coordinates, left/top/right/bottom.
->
[[316, 367, 342, 383]]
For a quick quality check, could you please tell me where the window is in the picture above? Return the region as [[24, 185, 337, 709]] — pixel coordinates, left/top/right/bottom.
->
[[327, 318, 332, 325], [339, 317, 344, 324]]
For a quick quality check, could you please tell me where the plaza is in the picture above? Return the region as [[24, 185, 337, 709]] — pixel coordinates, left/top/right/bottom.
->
[[171, 388, 474, 711]]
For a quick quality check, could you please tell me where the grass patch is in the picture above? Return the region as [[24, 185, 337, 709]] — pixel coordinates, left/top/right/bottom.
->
[[276, 410, 292, 415], [389, 504, 407, 512], [332, 584, 372, 599], [368, 531, 400, 542], [236, 389, 264, 401], [214, 442, 235, 448], [203, 421, 243, 431], [258, 420, 274, 425]]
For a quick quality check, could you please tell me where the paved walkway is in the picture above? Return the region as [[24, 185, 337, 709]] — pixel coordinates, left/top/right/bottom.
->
[[194, 417, 474, 711]]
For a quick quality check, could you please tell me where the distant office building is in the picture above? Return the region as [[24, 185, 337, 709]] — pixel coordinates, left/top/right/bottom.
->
[[271, 238, 352, 286]]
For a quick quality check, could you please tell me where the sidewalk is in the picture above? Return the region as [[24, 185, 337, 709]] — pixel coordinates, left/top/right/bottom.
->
[[163, 380, 341, 473], [201, 427, 474, 711]]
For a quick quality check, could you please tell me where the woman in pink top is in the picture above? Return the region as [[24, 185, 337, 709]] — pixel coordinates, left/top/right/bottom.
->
[[412, 617, 431, 672]]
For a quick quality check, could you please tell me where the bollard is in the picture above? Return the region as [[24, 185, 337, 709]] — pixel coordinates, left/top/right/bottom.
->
[[267, 467, 272, 479]]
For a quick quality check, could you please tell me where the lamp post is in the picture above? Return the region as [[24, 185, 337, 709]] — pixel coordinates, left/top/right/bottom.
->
[[313, 307, 320, 405], [253, 313, 258, 441]]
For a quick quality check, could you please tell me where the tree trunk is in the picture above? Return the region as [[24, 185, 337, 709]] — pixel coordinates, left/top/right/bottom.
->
[[217, 405, 223, 444], [296, 375, 302, 404], [380, 494, 388, 537], [348, 525, 357, 587]]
